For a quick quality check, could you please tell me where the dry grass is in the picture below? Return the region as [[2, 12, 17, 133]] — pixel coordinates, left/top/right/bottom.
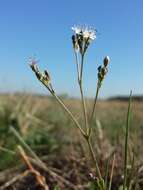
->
[[0, 93, 143, 189]]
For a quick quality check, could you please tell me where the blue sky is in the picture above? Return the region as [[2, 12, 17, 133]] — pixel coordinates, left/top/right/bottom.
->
[[0, 0, 143, 98]]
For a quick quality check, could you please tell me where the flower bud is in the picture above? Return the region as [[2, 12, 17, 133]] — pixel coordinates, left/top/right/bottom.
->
[[72, 35, 79, 52], [98, 66, 102, 72], [29, 60, 42, 80], [44, 70, 51, 81], [72, 35, 76, 45], [42, 70, 51, 85], [29, 60, 38, 72], [101, 67, 107, 76], [103, 56, 110, 67]]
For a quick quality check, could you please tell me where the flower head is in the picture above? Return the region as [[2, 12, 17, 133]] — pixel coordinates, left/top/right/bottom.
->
[[83, 28, 96, 40], [71, 26, 81, 35], [97, 56, 110, 88], [71, 25, 96, 55], [72, 26, 96, 40], [29, 58, 51, 87]]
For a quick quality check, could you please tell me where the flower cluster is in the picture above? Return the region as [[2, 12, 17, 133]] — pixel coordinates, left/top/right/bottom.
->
[[72, 26, 96, 55], [29, 26, 111, 185], [29, 59, 53, 90], [97, 56, 110, 87]]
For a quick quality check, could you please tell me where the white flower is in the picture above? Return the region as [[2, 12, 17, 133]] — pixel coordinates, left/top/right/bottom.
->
[[83, 27, 96, 40], [71, 26, 81, 34], [72, 25, 96, 40]]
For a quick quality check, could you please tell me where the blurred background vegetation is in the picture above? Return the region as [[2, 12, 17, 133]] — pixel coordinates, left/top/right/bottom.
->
[[0, 93, 143, 189]]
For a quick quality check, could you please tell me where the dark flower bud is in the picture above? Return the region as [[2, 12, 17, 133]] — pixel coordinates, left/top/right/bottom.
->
[[103, 56, 110, 67], [72, 35, 76, 44], [44, 70, 51, 81], [29, 60, 42, 80], [72, 35, 79, 52], [101, 67, 107, 76], [98, 66, 102, 72]]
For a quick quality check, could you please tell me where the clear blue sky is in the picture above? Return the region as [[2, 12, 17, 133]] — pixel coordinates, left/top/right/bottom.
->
[[0, 0, 143, 98]]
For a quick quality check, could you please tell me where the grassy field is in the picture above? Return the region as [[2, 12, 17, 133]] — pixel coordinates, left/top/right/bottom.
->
[[0, 93, 143, 189]]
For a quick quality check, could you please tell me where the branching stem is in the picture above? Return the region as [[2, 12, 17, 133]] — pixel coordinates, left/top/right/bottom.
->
[[42, 82, 86, 137]]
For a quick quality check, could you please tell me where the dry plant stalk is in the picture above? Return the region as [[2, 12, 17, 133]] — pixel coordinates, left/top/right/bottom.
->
[[0, 170, 31, 190], [17, 145, 49, 190], [0, 145, 78, 190]]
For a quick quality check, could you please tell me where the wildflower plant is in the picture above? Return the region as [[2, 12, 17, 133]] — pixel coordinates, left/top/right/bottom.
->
[[30, 25, 110, 189]]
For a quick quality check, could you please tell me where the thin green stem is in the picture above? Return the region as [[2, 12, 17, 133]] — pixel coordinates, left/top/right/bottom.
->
[[42, 83, 86, 137], [128, 152, 135, 190], [30, 65, 86, 137], [10, 127, 45, 167], [0, 146, 15, 155], [86, 137, 102, 180], [80, 54, 84, 81], [105, 156, 110, 189], [108, 154, 115, 190], [79, 81, 88, 133], [123, 91, 132, 190], [74, 52, 88, 133], [104, 150, 115, 189], [88, 84, 100, 136], [52, 91, 86, 136], [74, 50, 80, 82]]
